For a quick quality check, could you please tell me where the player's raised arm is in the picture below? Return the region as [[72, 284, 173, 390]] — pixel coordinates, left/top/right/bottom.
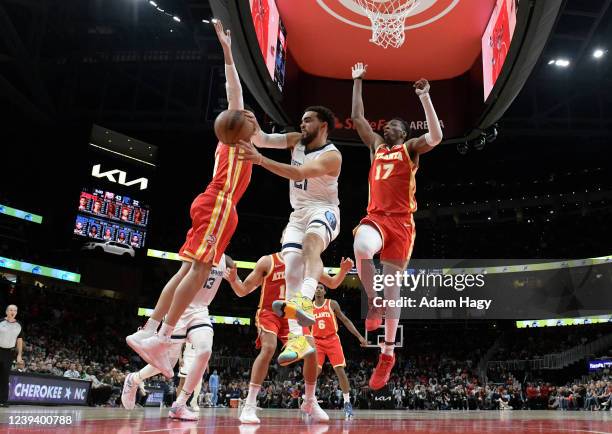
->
[[224, 255, 270, 297], [250, 129, 301, 150], [407, 78, 443, 155], [214, 19, 243, 111], [319, 257, 354, 289], [237, 139, 341, 181], [351, 63, 383, 155], [330, 300, 368, 346]]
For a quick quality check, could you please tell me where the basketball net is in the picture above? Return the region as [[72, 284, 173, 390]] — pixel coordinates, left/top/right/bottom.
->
[[353, 0, 420, 49]]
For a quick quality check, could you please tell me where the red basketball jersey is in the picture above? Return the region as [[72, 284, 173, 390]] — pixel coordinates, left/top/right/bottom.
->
[[312, 299, 338, 338], [257, 253, 286, 312], [205, 143, 253, 204], [367, 143, 417, 216]]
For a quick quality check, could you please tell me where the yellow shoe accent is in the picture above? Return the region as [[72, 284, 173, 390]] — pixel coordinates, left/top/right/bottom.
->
[[274, 296, 315, 326], [277, 334, 314, 366]]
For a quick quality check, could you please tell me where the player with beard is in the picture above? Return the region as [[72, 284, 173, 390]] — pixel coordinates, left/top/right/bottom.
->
[[350, 62, 443, 390], [238, 107, 341, 368]]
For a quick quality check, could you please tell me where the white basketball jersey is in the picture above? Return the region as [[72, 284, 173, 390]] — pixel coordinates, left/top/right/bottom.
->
[[289, 143, 340, 210], [184, 254, 226, 315]]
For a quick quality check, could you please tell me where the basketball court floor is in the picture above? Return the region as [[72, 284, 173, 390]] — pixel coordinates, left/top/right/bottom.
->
[[2, 407, 612, 433]]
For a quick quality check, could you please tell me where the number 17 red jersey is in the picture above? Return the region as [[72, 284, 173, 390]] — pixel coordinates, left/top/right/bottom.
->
[[367, 143, 418, 217]]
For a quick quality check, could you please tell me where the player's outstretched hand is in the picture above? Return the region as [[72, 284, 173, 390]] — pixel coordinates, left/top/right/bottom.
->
[[237, 140, 263, 164], [213, 18, 231, 49], [339, 257, 354, 273], [223, 266, 238, 283], [242, 110, 261, 134], [352, 62, 368, 80], [414, 78, 430, 96], [359, 336, 368, 347]]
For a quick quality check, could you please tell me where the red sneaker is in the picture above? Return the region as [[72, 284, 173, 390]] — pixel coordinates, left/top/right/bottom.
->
[[369, 353, 395, 390], [365, 301, 383, 332]]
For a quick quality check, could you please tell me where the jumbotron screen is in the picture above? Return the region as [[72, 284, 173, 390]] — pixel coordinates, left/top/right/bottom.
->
[[482, 0, 518, 100], [74, 187, 148, 248], [249, 0, 287, 92]]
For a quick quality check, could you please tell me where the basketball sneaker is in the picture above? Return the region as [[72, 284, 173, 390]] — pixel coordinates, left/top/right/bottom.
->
[[343, 401, 354, 420], [239, 403, 260, 424], [168, 403, 199, 421], [272, 296, 315, 327], [121, 373, 138, 410], [277, 334, 315, 366], [369, 353, 395, 390], [125, 328, 155, 362], [300, 398, 329, 422], [365, 300, 383, 331], [136, 334, 174, 378]]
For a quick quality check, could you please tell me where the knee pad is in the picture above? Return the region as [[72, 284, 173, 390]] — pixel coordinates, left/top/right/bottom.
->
[[190, 328, 213, 357]]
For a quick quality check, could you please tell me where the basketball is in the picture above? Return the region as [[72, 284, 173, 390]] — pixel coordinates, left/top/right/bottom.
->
[[214, 109, 255, 145]]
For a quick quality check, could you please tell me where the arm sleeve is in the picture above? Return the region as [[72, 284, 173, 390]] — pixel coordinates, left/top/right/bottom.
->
[[225, 63, 244, 110], [250, 130, 289, 149], [419, 93, 443, 146]]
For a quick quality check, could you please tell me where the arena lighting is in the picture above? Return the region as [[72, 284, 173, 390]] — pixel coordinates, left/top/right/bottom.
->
[[147, 249, 343, 274], [593, 48, 605, 58], [0, 256, 80, 283], [473, 133, 486, 151], [149, 1, 157, 6], [456, 141, 469, 155], [485, 125, 498, 142], [172, 16, 181, 22], [554, 59, 570, 67], [137, 308, 251, 325], [516, 314, 612, 329], [0, 204, 43, 223]]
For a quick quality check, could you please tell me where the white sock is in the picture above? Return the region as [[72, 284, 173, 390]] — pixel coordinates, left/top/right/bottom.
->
[[288, 319, 303, 336], [382, 343, 395, 356], [136, 364, 160, 383], [246, 383, 261, 406], [176, 389, 191, 406], [158, 323, 174, 338], [305, 382, 316, 400], [143, 318, 160, 332], [343, 392, 350, 403], [301, 277, 318, 300]]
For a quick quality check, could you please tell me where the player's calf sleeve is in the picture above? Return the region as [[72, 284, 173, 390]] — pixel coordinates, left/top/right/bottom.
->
[[354, 225, 383, 299], [283, 251, 304, 299], [183, 329, 213, 394]]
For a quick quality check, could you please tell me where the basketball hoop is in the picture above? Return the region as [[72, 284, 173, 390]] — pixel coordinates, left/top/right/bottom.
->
[[353, 0, 420, 49]]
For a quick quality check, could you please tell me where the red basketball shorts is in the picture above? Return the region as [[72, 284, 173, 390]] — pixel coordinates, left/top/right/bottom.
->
[[179, 190, 238, 266], [314, 333, 346, 368], [255, 309, 311, 348], [356, 213, 415, 268]]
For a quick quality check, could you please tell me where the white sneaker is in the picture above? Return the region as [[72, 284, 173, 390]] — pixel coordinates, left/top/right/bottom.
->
[[300, 398, 329, 422], [125, 329, 154, 362], [168, 403, 199, 421], [121, 373, 138, 410], [239, 403, 260, 424]]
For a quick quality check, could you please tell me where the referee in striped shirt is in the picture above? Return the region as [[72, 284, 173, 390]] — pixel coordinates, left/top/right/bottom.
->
[[0, 304, 23, 407]]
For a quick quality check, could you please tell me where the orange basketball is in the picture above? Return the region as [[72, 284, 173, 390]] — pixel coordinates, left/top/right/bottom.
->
[[213, 110, 255, 145]]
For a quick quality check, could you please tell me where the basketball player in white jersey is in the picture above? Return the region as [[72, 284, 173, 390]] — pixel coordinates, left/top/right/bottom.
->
[[121, 254, 246, 420], [238, 107, 341, 366]]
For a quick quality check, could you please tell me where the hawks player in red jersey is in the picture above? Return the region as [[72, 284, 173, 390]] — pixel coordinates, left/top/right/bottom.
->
[[312, 283, 366, 420], [350, 62, 443, 390], [125, 20, 257, 377], [225, 254, 353, 424]]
